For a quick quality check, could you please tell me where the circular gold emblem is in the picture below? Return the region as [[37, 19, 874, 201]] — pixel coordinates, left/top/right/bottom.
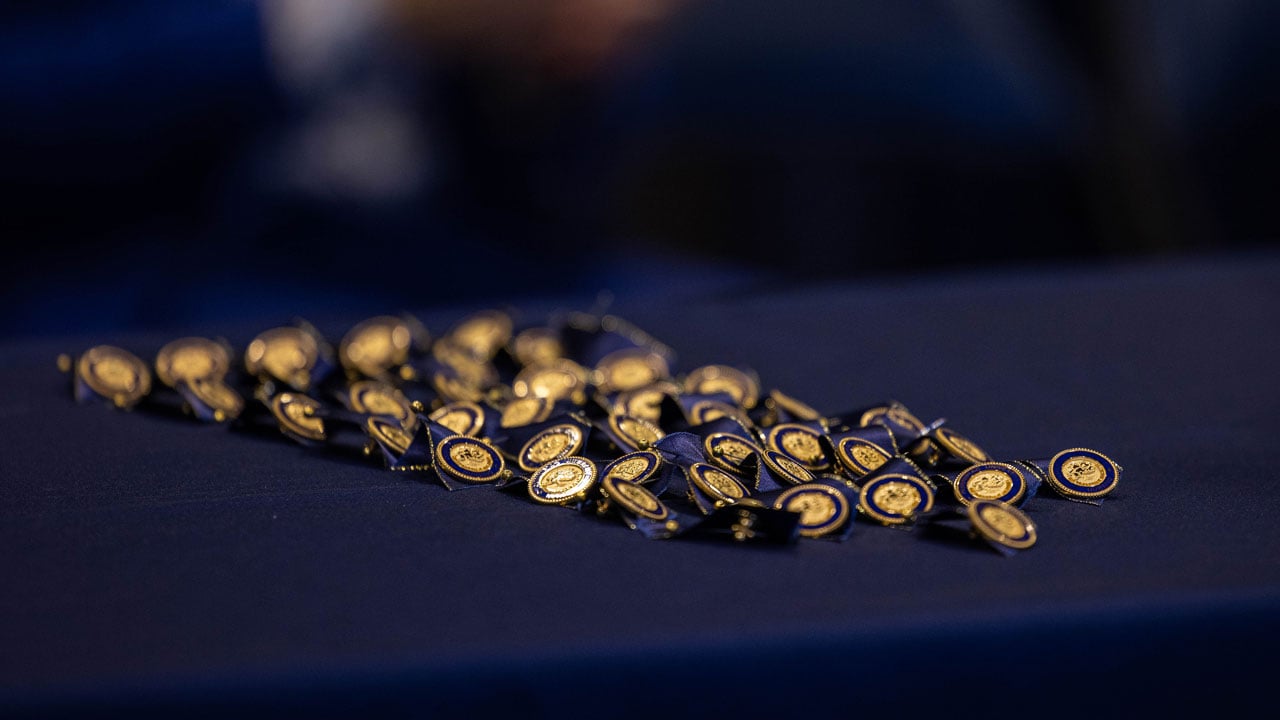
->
[[432, 372, 485, 403], [428, 401, 485, 437], [339, 316, 414, 378], [607, 414, 666, 451], [858, 473, 934, 525], [271, 392, 326, 442], [766, 423, 830, 471], [967, 500, 1037, 550], [687, 462, 748, 504], [835, 437, 892, 477], [76, 345, 152, 408], [773, 484, 850, 538], [859, 405, 927, 434], [594, 348, 669, 394], [518, 423, 585, 472], [762, 450, 815, 485], [445, 310, 512, 360], [1046, 448, 1120, 499], [601, 476, 669, 521], [602, 450, 662, 484], [768, 389, 821, 422], [934, 428, 991, 464], [155, 337, 230, 388], [245, 327, 319, 390], [366, 416, 413, 455], [348, 380, 416, 430], [528, 456, 598, 505], [684, 365, 759, 409], [435, 435, 505, 483], [953, 462, 1027, 506], [704, 433, 762, 473], [186, 377, 244, 421], [500, 396, 552, 428], [513, 359, 589, 402], [511, 327, 563, 367]]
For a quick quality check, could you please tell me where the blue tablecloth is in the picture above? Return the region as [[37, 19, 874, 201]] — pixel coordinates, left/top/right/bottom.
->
[[3, 251, 1277, 718]]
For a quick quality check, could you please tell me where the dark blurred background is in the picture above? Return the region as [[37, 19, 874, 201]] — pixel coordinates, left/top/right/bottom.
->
[[2, 0, 1277, 337]]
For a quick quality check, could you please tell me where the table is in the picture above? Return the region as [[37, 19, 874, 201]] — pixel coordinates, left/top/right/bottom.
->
[[3, 251, 1277, 718]]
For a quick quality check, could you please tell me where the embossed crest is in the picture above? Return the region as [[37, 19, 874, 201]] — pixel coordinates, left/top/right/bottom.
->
[[835, 437, 892, 477], [762, 450, 815, 485], [607, 414, 665, 451], [766, 423, 831, 471], [968, 499, 1037, 550], [858, 474, 935, 525], [602, 450, 662, 484], [953, 462, 1027, 506], [77, 345, 152, 407], [601, 475, 669, 520], [1046, 448, 1120, 499], [366, 416, 414, 455], [348, 380, 416, 430], [687, 462, 749, 505], [435, 435, 505, 483], [704, 433, 762, 474], [518, 423, 586, 472], [773, 484, 850, 538], [528, 456, 598, 504]]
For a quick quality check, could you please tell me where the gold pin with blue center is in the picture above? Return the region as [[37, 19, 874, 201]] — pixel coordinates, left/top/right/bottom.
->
[[1045, 448, 1120, 499], [428, 400, 485, 437], [704, 432, 763, 474], [687, 462, 749, 507], [858, 473, 935, 525], [75, 345, 152, 408], [600, 475, 669, 521], [435, 435, 505, 483], [766, 423, 831, 471], [773, 483, 851, 538], [528, 456, 598, 505], [607, 414, 665, 452], [761, 450, 815, 485], [835, 436, 893, 477], [518, 423, 586, 472], [613, 381, 677, 423], [968, 499, 1037, 550], [602, 450, 663, 484], [366, 416, 414, 455], [683, 364, 759, 409], [348, 380, 416, 431], [952, 462, 1028, 506], [686, 399, 747, 426], [933, 427, 991, 465]]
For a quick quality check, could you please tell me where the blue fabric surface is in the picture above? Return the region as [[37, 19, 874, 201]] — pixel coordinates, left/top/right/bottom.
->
[[1, 252, 1278, 717]]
